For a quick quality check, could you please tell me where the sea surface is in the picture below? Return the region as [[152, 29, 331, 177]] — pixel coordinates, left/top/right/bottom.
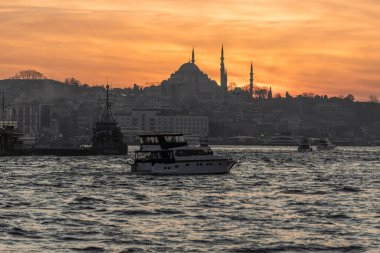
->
[[0, 146, 379, 252]]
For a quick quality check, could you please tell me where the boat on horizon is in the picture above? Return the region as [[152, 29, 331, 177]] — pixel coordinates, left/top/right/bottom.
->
[[298, 138, 313, 152], [130, 133, 235, 175], [317, 138, 336, 151]]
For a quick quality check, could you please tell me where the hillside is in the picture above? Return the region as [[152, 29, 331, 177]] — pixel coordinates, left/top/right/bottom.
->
[[0, 79, 102, 104]]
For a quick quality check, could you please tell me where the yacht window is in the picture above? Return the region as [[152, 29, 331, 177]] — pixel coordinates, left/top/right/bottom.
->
[[164, 135, 185, 143], [159, 151, 171, 159], [136, 152, 154, 160], [175, 149, 207, 156], [136, 151, 174, 161]]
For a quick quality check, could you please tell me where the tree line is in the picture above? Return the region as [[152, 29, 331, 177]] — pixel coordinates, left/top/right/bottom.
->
[[6, 69, 379, 103]]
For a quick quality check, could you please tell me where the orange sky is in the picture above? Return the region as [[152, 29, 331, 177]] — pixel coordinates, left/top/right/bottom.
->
[[0, 0, 379, 100]]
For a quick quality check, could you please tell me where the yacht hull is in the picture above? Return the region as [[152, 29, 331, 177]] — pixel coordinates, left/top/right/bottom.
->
[[131, 159, 235, 175]]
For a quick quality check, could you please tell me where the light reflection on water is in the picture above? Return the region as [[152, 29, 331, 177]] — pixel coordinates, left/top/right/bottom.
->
[[0, 146, 379, 252]]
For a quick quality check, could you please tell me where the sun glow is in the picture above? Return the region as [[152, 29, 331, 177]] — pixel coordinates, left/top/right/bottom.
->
[[1, 0, 380, 99]]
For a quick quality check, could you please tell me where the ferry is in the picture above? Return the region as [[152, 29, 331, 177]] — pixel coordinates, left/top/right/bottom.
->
[[130, 133, 236, 175], [265, 132, 301, 146]]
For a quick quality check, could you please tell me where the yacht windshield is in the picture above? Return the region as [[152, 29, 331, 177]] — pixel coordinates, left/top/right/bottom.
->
[[164, 135, 185, 143], [140, 136, 160, 144]]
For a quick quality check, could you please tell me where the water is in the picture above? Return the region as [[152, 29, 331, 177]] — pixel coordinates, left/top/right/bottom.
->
[[0, 146, 379, 252]]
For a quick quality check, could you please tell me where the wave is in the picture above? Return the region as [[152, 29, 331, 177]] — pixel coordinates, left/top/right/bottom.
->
[[7, 227, 41, 239], [337, 186, 362, 192], [70, 246, 105, 252], [111, 209, 157, 216], [119, 248, 145, 253], [72, 196, 106, 203], [233, 244, 365, 252]]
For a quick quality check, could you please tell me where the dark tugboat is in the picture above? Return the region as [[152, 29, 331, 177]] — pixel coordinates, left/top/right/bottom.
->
[[90, 85, 128, 155]]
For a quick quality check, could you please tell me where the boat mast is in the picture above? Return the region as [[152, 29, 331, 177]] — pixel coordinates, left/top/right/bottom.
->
[[106, 84, 109, 121], [100, 82, 114, 123]]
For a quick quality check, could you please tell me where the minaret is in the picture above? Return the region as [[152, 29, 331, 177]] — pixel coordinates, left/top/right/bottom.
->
[[191, 47, 195, 64], [268, 86, 273, 99], [220, 45, 227, 92], [1, 88, 4, 121], [225, 69, 228, 90], [249, 62, 254, 97]]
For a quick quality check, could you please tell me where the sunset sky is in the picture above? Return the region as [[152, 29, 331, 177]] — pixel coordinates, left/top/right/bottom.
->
[[0, 0, 379, 100]]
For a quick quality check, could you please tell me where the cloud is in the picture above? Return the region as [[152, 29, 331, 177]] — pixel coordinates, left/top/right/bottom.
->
[[0, 0, 379, 100]]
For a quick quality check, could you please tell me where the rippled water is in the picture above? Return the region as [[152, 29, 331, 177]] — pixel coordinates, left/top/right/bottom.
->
[[0, 146, 379, 252]]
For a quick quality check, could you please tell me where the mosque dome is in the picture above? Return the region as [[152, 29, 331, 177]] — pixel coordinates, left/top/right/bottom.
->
[[178, 62, 200, 73]]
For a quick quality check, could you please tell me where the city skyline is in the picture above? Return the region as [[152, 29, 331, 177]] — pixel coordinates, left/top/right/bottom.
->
[[1, 0, 379, 100]]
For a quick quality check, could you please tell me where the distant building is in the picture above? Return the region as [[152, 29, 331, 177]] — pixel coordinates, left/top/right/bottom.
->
[[40, 104, 51, 128], [9, 103, 40, 133], [0, 121, 17, 128], [115, 109, 209, 138]]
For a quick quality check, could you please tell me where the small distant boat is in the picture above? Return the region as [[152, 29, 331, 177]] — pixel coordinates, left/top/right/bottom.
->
[[130, 133, 235, 175], [368, 140, 380, 146], [298, 138, 313, 152], [317, 138, 336, 150]]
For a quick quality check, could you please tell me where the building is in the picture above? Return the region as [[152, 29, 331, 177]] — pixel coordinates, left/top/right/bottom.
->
[[40, 104, 51, 128], [8, 103, 40, 134], [0, 121, 17, 128], [115, 109, 209, 138], [152, 47, 228, 103]]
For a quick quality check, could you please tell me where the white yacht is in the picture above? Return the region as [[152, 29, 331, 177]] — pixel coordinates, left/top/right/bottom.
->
[[317, 138, 336, 150], [130, 133, 235, 175]]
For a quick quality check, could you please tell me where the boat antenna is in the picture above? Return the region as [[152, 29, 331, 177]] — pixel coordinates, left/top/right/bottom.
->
[[100, 78, 114, 123]]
